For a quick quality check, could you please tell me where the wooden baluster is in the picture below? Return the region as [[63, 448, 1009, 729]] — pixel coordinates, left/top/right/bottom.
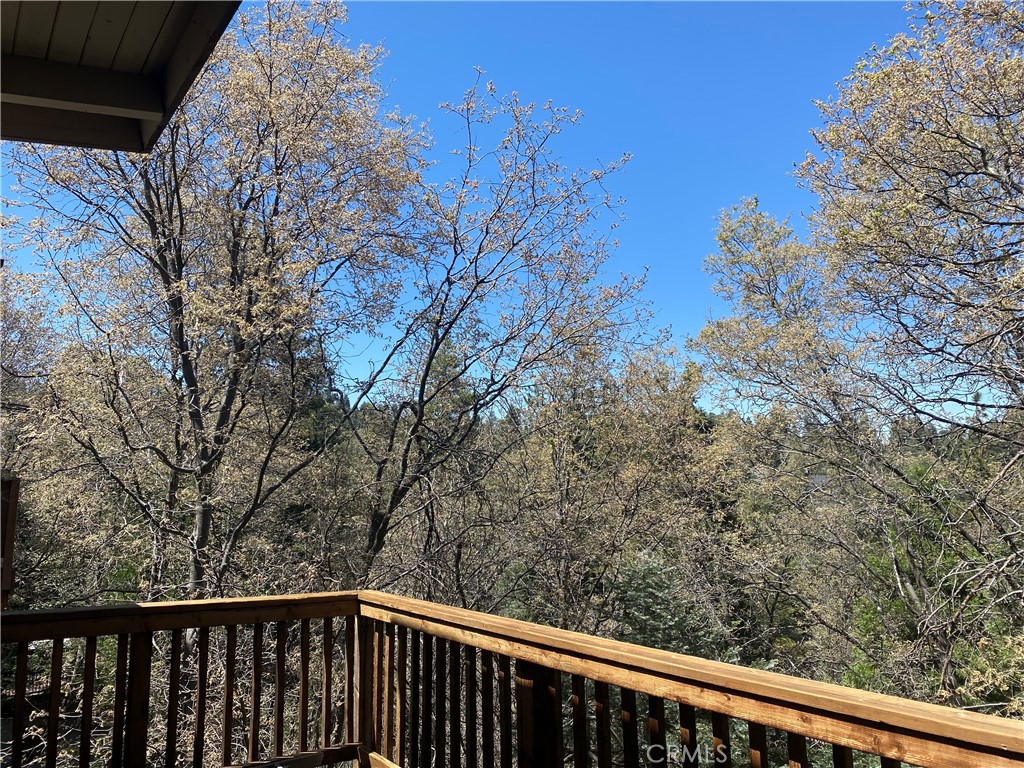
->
[[371, 620, 382, 750], [678, 704, 698, 768], [555, 671, 565, 762], [480, 651, 495, 768], [594, 681, 612, 768], [12, 641, 27, 768], [749, 722, 769, 768], [373, 620, 385, 751], [410, 630, 421, 768], [648, 695, 666, 768], [192, 626, 209, 768], [421, 634, 434, 768], [111, 634, 128, 768], [557, 671, 567, 763], [570, 675, 589, 768], [356, 617, 374, 749], [787, 732, 809, 768], [450, 642, 462, 768], [466, 646, 478, 768], [274, 621, 287, 757], [362, 618, 376, 749], [125, 632, 153, 767], [515, 660, 562, 768], [345, 614, 356, 743], [552, 668, 565, 764], [322, 616, 334, 748], [396, 625, 408, 765], [832, 744, 854, 768], [497, 654, 513, 768], [45, 637, 63, 768], [621, 688, 640, 768], [299, 618, 311, 753], [80, 636, 96, 768], [880, 758, 902, 768], [249, 622, 264, 763], [223, 624, 237, 766], [435, 637, 448, 768], [165, 629, 182, 768], [383, 623, 395, 758], [712, 712, 732, 768]]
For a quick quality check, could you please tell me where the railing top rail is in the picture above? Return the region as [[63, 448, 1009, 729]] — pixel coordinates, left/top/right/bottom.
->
[[356, 590, 1024, 768], [1, 590, 360, 641]]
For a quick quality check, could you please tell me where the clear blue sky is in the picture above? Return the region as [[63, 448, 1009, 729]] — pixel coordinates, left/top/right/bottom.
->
[[340, 1, 913, 341], [2, 2, 916, 345]]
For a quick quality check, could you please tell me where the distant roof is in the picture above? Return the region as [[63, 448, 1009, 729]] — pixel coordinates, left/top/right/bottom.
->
[[1, 1, 239, 152]]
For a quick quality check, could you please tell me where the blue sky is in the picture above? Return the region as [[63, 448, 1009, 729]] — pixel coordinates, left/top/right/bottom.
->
[[2, 2, 916, 346], [339, 1, 913, 342]]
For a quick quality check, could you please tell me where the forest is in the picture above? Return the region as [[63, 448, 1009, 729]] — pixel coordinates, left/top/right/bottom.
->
[[1, 0, 1021, 722]]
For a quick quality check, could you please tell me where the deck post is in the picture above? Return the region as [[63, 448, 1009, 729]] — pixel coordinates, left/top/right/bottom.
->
[[515, 659, 562, 768], [124, 631, 153, 766]]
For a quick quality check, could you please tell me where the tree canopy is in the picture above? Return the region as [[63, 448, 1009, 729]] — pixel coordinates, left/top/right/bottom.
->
[[696, 1, 1023, 711]]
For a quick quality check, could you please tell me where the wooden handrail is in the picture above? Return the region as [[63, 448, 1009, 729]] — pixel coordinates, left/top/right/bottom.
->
[[1, 590, 359, 640], [355, 590, 1024, 768], [2, 589, 1021, 768]]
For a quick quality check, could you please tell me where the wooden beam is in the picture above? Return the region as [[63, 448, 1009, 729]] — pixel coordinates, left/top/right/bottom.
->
[[357, 748, 401, 768], [0, 102, 144, 151], [232, 744, 360, 768], [1, 53, 164, 120]]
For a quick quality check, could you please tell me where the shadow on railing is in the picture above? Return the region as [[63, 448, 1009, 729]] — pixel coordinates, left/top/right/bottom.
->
[[2, 590, 1021, 768]]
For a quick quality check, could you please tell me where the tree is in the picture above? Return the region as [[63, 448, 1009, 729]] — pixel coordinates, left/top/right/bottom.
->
[[2, 3, 645, 602], [695, 2, 1024, 712], [3, 1, 420, 599], [348, 79, 641, 585], [802, 1, 1024, 430]]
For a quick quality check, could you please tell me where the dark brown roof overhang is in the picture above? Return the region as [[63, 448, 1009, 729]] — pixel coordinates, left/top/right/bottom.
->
[[1, 1, 239, 152]]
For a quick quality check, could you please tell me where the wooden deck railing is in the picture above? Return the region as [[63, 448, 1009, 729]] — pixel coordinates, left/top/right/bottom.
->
[[2, 590, 1022, 768], [2, 593, 362, 768]]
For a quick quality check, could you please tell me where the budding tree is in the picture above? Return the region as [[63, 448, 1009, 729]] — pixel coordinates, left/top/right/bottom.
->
[[3, 3, 646, 603], [4, 1, 420, 598], [696, 2, 1024, 711], [348, 79, 642, 586]]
